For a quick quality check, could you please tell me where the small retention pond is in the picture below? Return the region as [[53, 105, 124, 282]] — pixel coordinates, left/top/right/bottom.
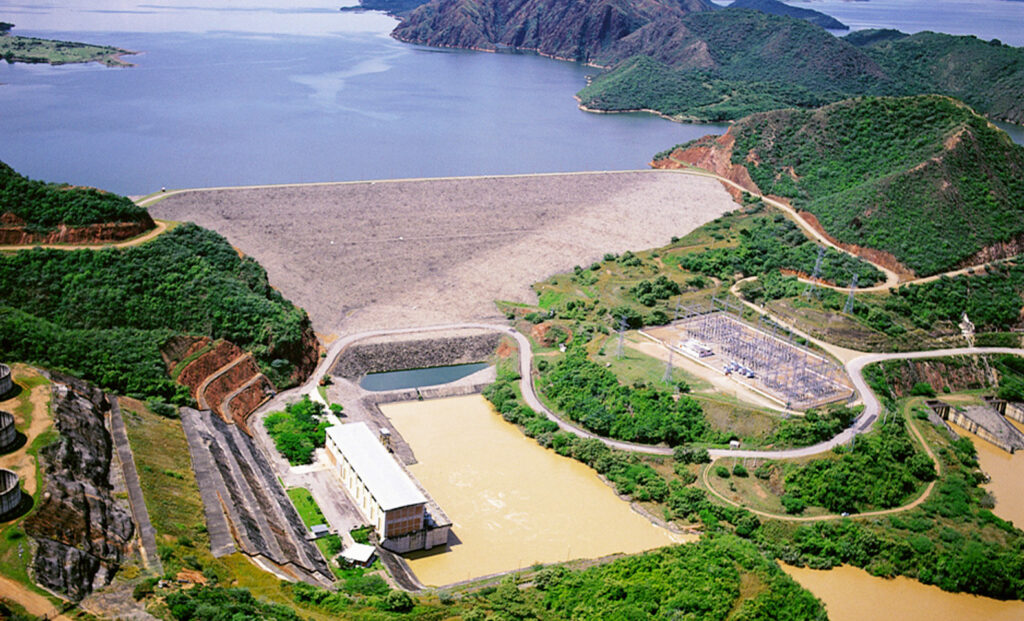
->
[[359, 363, 489, 392], [380, 394, 690, 586]]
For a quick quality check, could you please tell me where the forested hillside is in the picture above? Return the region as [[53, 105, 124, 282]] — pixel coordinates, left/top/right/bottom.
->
[[657, 95, 1024, 276], [0, 160, 152, 230], [395, 0, 1024, 124], [0, 224, 315, 400]]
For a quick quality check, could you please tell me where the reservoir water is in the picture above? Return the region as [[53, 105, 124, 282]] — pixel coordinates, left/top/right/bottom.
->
[[359, 362, 488, 391], [4, 1, 1023, 195], [380, 394, 690, 586]]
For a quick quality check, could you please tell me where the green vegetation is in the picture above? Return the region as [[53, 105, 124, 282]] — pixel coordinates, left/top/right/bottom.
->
[[726, 96, 1024, 276], [0, 160, 150, 229], [159, 534, 825, 620], [757, 415, 1024, 599], [537, 344, 716, 446], [0, 223, 313, 401], [578, 9, 1024, 124], [776, 415, 936, 514], [0, 29, 132, 67], [265, 396, 328, 465], [678, 214, 883, 285], [286, 487, 326, 527]]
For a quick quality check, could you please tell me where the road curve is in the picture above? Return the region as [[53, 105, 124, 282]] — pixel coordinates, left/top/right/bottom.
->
[[258, 317, 1024, 463]]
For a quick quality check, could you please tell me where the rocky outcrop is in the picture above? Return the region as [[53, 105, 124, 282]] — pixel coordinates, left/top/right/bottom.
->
[[882, 356, 993, 398], [393, 0, 716, 64], [332, 332, 502, 378], [23, 373, 134, 601]]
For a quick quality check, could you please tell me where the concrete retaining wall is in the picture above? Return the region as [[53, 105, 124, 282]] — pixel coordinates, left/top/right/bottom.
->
[[0, 468, 20, 517], [0, 364, 11, 398], [0, 410, 16, 452], [945, 409, 1018, 453], [382, 524, 450, 554], [332, 333, 501, 379]]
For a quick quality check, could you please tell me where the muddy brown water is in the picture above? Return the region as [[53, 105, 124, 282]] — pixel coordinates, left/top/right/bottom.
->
[[783, 564, 1024, 621], [380, 395, 691, 587], [785, 421, 1024, 620]]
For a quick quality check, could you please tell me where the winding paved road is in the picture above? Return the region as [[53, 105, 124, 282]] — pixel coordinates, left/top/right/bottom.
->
[[262, 317, 1024, 464]]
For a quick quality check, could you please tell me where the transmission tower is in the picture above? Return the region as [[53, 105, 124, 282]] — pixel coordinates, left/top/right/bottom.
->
[[663, 349, 674, 384], [674, 300, 681, 322], [615, 317, 627, 359], [804, 245, 826, 299], [843, 273, 859, 314]]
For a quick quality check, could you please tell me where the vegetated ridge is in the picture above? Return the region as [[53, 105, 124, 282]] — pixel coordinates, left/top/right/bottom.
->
[[0, 160, 155, 244], [729, 0, 847, 30], [653, 95, 1024, 277], [0, 222, 317, 403], [0, 23, 134, 67], [395, 0, 1024, 124]]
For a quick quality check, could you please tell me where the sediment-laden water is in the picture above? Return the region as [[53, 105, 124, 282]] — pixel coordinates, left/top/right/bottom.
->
[[380, 394, 690, 586]]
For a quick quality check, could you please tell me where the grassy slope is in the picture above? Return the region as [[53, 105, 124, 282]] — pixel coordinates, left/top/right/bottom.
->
[[727, 95, 1024, 276]]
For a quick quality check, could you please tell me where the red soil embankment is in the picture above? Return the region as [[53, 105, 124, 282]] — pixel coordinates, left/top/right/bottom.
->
[[226, 377, 275, 431], [0, 213, 155, 245], [796, 210, 915, 281], [204, 355, 261, 419], [651, 133, 759, 200], [177, 341, 245, 397]]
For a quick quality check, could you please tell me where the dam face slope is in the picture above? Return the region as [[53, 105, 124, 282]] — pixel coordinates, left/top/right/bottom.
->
[[150, 171, 736, 333]]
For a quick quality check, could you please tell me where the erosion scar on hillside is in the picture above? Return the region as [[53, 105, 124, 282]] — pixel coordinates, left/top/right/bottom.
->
[[150, 171, 736, 334]]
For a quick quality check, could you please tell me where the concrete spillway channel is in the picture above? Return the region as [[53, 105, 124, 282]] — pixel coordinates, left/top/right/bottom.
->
[[180, 407, 333, 585], [927, 399, 1024, 453]]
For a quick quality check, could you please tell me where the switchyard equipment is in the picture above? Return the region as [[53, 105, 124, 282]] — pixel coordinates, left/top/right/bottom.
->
[[673, 297, 852, 410]]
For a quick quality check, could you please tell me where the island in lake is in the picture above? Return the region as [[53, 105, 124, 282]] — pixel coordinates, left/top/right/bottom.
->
[[0, 23, 134, 67]]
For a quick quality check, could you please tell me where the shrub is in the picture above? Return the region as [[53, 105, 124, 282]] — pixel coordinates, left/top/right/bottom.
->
[[715, 465, 731, 478]]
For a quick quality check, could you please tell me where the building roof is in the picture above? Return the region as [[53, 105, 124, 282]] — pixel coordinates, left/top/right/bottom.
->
[[341, 543, 376, 564], [327, 422, 427, 511]]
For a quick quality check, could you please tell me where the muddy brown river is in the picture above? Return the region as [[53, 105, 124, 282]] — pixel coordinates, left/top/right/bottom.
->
[[785, 421, 1024, 620], [380, 395, 691, 587]]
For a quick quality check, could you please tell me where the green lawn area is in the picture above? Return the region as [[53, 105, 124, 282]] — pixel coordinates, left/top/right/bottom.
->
[[286, 487, 326, 528]]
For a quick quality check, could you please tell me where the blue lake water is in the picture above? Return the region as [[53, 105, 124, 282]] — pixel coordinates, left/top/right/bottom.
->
[[359, 362, 489, 391], [0, 0, 1022, 195]]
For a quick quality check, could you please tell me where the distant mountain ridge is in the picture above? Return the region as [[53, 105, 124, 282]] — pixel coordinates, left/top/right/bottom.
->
[[653, 95, 1024, 277], [393, 0, 1024, 124], [729, 0, 847, 30], [392, 0, 718, 64]]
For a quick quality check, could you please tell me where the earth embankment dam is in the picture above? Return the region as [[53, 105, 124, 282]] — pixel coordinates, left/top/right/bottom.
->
[[148, 170, 736, 334]]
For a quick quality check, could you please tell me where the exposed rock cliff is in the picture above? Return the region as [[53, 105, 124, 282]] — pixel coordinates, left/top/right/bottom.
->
[[393, 0, 717, 64], [23, 373, 134, 601]]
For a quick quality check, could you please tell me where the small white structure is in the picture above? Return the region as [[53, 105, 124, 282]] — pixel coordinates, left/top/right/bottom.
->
[[341, 543, 376, 567], [310, 524, 330, 538], [678, 339, 713, 358], [325, 422, 450, 553]]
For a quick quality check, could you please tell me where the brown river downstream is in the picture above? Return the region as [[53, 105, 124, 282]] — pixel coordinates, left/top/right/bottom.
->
[[785, 421, 1024, 620], [380, 394, 691, 587]]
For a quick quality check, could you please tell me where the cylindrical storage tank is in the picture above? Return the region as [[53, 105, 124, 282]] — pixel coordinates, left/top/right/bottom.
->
[[0, 411, 16, 453], [0, 468, 21, 518], [0, 364, 11, 398]]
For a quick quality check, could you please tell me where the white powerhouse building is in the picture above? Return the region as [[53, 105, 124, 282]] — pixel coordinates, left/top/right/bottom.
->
[[326, 422, 450, 553]]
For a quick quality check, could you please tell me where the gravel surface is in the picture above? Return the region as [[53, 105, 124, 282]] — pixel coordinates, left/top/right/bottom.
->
[[150, 171, 735, 334]]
